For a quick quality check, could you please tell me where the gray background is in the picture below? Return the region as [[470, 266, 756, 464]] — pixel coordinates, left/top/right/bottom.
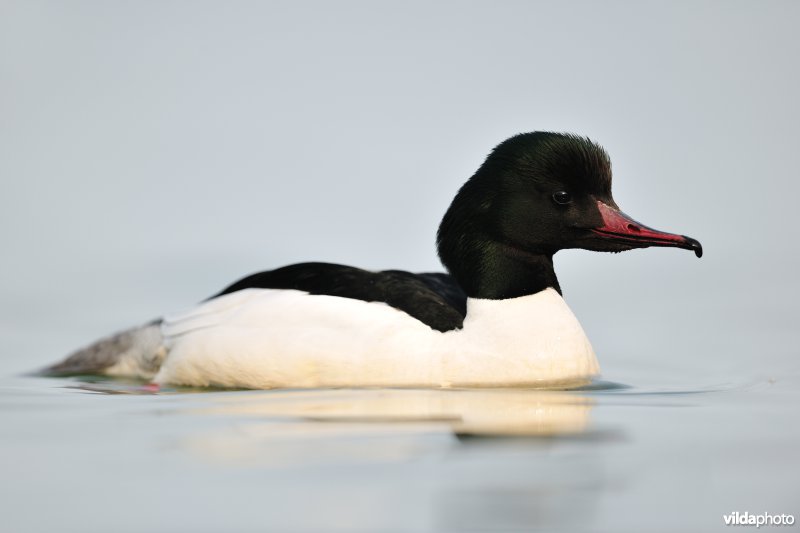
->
[[2, 0, 798, 378]]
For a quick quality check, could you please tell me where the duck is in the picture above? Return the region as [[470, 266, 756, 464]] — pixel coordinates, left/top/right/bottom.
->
[[44, 132, 702, 389]]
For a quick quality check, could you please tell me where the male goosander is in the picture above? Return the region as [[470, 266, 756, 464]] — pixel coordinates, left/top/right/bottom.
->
[[45, 132, 702, 389]]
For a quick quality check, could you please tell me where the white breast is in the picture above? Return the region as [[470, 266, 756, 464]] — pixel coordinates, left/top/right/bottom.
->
[[155, 288, 599, 389]]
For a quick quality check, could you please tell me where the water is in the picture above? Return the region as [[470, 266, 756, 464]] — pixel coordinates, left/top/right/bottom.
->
[[1, 249, 797, 533], [1, 368, 797, 532], [2, 262, 799, 532]]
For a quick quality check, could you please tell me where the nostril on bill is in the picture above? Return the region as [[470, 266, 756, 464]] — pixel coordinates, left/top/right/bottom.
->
[[626, 224, 641, 233]]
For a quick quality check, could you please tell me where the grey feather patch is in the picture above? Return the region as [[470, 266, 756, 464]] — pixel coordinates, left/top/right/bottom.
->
[[43, 319, 165, 379]]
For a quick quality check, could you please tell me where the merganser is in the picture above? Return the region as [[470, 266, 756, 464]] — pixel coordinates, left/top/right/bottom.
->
[[45, 132, 702, 389]]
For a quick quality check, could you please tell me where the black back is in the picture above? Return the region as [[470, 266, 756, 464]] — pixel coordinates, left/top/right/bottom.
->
[[213, 262, 467, 332]]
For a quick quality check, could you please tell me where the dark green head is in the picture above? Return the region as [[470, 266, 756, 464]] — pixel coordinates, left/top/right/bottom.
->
[[437, 132, 702, 299]]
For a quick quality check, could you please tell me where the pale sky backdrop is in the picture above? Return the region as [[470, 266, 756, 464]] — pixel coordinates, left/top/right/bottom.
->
[[1, 1, 798, 379]]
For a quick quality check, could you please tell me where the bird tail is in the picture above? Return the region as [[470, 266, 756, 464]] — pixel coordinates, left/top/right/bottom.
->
[[42, 320, 166, 380]]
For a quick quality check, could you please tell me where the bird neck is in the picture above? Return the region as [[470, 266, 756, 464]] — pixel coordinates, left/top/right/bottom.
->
[[436, 176, 561, 300], [440, 234, 561, 300]]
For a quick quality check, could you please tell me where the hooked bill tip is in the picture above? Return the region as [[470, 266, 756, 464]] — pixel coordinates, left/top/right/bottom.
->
[[683, 236, 703, 258]]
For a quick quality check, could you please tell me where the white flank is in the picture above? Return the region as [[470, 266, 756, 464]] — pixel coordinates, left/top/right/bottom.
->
[[153, 288, 599, 389]]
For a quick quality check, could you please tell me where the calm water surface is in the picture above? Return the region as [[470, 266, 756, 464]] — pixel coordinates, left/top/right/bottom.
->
[[1, 263, 798, 533], [1, 361, 797, 532]]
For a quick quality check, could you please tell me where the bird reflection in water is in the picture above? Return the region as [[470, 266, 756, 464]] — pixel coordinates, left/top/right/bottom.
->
[[167, 388, 599, 467]]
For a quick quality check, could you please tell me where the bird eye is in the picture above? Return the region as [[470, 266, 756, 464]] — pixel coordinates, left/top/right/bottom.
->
[[552, 191, 572, 205]]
